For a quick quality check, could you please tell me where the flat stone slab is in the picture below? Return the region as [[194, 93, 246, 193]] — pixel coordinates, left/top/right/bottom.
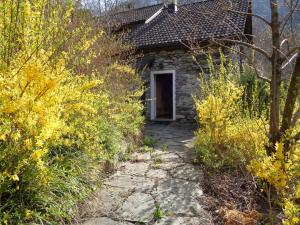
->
[[117, 162, 149, 176], [158, 153, 183, 163], [170, 164, 204, 182], [82, 186, 128, 217], [146, 169, 168, 179], [151, 149, 169, 157], [154, 216, 213, 225], [152, 161, 186, 171], [174, 150, 197, 163], [131, 152, 151, 162], [153, 178, 204, 216], [117, 193, 155, 223], [82, 217, 133, 225], [104, 174, 154, 193]]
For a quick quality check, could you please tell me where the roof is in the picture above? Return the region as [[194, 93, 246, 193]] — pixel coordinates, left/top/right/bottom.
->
[[109, 0, 250, 50], [110, 4, 163, 25]]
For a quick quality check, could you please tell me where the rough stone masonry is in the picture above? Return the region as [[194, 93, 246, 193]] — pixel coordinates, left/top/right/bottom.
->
[[141, 49, 220, 122]]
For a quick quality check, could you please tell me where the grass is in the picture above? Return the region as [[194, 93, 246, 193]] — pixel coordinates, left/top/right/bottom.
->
[[162, 144, 168, 152], [143, 136, 155, 148], [151, 156, 163, 169], [153, 204, 165, 220]]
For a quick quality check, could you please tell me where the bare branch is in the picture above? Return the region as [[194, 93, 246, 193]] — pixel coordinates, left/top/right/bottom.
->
[[281, 52, 298, 70], [280, 0, 300, 35], [286, 46, 300, 59], [192, 39, 271, 83], [228, 9, 271, 27], [280, 39, 289, 49], [212, 37, 272, 60]]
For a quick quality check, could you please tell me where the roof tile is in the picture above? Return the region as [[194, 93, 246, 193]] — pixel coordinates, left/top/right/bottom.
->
[[110, 0, 250, 49]]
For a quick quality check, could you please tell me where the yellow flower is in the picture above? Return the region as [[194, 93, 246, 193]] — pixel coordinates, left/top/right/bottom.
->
[[24, 139, 32, 148], [11, 174, 19, 181], [36, 139, 44, 147], [3, 104, 17, 114], [31, 148, 47, 161], [0, 134, 6, 141], [25, 209, 32, 219], [292, 217, 299, 224], [276, 143, 285, 160]]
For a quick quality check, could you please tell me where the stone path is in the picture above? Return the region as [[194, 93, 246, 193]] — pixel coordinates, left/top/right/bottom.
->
[[78, 123, 213, 225]]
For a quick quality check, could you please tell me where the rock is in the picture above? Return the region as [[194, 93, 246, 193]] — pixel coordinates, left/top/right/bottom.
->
[[159, 153, 183, 163], [174, 150, 197, 162], [117, 193, 155, 223], [117, 162, 149, 176], [154, 216, 214, 225], [82, 217, 133, 225], [82, 186, 128, 217], [146, 169, 168, 179], [153, 161, 186, 171], [153, 178, 205, 216], [104, 174, 154, 193], [151, 149, 169, 157], [170, 164, 203, 182], [131, 152, 151, 162]]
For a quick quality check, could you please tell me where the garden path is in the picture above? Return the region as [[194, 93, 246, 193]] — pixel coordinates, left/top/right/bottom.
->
[[78, 123, 213, 225]]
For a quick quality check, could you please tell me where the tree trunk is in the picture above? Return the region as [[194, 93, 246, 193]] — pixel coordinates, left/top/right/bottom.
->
[[268, 0, 282, 154], [280, 49, 300, 151]]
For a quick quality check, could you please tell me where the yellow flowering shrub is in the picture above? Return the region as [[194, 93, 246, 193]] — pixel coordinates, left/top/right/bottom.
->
[[0, 0, 143, 223], [195, 52, 300, 224], [249, 142, 300, 225], [195, 53, 268, 168]]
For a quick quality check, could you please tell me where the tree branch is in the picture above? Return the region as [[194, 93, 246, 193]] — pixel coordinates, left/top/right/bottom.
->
[[280, 0, 300, 35], [280, 48, 300, 139], [192, 39, 271, 83], [227, 9, 271, 27], [212, 37, 272, 61], [286, 46, 300, 59]]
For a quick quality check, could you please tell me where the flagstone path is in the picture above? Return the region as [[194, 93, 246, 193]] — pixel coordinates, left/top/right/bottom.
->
[[78, 123, 213, 225]]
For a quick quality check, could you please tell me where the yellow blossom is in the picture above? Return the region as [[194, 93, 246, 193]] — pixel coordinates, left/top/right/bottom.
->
[[11, 174, 19, 181], [31, 149, 48, 162]]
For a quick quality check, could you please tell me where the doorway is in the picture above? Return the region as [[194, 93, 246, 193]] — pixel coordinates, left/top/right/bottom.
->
[[150, 70, 176, 121]]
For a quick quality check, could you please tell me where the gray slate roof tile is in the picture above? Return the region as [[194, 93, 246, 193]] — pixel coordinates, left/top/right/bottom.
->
[[109, 0, 250, 49]]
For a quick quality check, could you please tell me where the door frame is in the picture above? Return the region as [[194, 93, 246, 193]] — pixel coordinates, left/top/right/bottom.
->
[[150, 70, 176, 121]]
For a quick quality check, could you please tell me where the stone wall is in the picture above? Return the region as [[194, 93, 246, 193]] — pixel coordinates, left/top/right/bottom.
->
[[141, 49, 215, 122]]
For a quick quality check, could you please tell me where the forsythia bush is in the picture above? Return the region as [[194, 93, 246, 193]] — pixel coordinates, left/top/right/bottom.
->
[[0, 0, 143, 224], [195, 53, 268, 168], [195, 52, 300, 224], [249, 142, 300, 225]]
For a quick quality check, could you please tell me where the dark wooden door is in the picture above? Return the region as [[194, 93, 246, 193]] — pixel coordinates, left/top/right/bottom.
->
[[155, 74, 173, 119]]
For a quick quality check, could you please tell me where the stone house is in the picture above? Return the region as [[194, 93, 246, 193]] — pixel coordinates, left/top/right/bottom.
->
[[109, 0, 252, 122]]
